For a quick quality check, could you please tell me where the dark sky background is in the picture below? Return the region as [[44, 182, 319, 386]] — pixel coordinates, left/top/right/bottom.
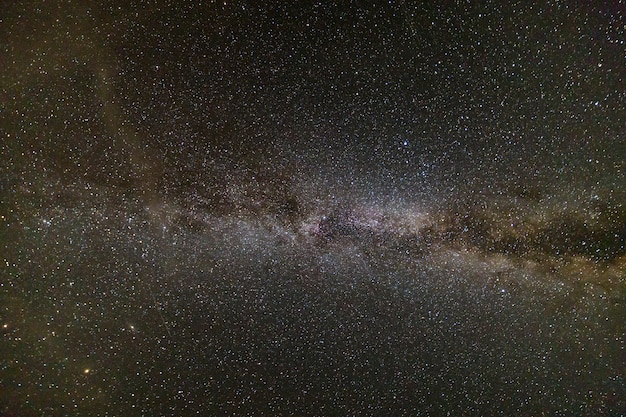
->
[[4, 1, 624, 195], [1, 1, 625, 416]]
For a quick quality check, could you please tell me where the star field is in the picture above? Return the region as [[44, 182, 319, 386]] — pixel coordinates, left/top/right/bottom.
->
[[1, 1, 625, 416]]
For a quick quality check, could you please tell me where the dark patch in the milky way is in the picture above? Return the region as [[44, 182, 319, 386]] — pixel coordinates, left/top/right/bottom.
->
[[436, 196, 626, 263]]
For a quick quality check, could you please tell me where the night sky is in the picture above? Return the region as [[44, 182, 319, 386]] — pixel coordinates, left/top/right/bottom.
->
[[1, 1, 625, 416]]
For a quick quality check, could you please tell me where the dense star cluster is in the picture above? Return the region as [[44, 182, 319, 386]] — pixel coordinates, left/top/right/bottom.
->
[[1, 1, 625, 416]]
